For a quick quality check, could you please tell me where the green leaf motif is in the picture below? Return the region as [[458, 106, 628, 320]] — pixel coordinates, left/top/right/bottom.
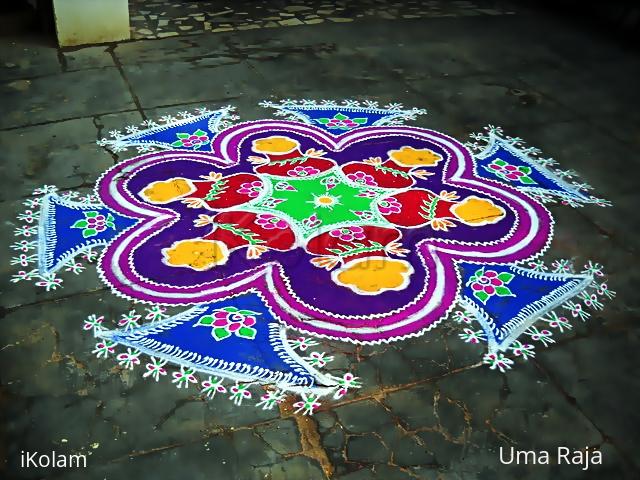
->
[[176, 132, 190, 139], [196, 315, 215, 326], [237, 326, 257, 340], [495, 286, 514, 297], [171, 139, 184, 147], [493, 159, 507, 166], [353, 118, 368, 124], [237, 309, 259, 316], [316, 118, 330, 124], [518, 166, 532, 174], [474, 268, 485, 278], [520, 176, 536, 185], [334, 113, 348, 121], [82, 228, 97, 238], [474, 290, 490, 304], [212, 327, 231, 341], [86, 211, 98, 218], [193, 129, 207, 136], [497, 272, 514, 283], [71, 219, 88, 229]]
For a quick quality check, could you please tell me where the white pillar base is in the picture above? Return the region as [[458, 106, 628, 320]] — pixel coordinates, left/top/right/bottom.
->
[[53, 0, 130, 47]]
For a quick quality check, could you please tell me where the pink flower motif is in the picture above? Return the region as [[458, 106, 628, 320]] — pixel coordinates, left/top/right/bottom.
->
[[237, 180, 263, 198], [180, 134, 208, 148], [347, 171, 377, 186], [329, 226, 366, 242], [212, 310, 257, 332], [489, 163, 525, 181], [485, 160, 535, 184], [469, 270, 503, 295], [377, 197, 402, 215], [256, 214, 289, 230], [287, 166, 320, 177], [327, 118, 358, 129]]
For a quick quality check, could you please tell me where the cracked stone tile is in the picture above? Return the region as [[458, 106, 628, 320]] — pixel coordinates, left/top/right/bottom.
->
[[314, 410, 336, 431], [233, 428, 282, 466], [436, 367, 503, 431], [416, 430, 464, 466], [252, 455, 325, 479], [59, 436, 245, 479], [0, 291, 132, 396], [392, 433, 436, 468], [4, 395, 106, 475], [335, 400, 394, 434], [62, 46, 116, 71], [203, 390, 280, 428], [489, 362, 603, 452], [0, 118, 114, 202], [535, 335, 640, 469], [0, 68, 136, 129], [517, 62, 640, 127], [114, 36, 233, 65], [406, 73, 578, 133], [255, 418, 301, 455], [346, 433, 390, 463], [322, 423, 345, 450], [384, 385, 439, 430], [0, 40, 61, 81], [121, 61, 255, 108]]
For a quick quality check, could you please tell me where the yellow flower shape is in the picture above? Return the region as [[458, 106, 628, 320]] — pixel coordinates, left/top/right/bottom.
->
[[162, 239, 229, 271], [140, 178, 193, 204], [332, 257, 414, 295], [252, 135, 300, 154], [388, 146, 443, 167], [451, 196, 506, 226]]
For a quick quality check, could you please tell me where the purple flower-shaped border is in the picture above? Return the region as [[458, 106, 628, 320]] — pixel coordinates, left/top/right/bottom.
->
[[96, 121, 553, 343]]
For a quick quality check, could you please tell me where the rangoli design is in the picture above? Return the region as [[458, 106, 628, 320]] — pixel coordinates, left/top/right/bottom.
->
[[11, 99, 614, 413]]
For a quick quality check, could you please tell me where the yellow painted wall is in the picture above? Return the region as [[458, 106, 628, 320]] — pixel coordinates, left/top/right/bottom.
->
[[53, 0, 130, 47]]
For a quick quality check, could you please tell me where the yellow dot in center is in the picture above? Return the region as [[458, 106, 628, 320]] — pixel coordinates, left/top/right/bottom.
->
[[318, 196, 334, 205]]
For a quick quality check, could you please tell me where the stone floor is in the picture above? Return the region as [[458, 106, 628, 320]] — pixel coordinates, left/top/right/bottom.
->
[[128, 0, 516, 39], [2, 2, 640, 479]]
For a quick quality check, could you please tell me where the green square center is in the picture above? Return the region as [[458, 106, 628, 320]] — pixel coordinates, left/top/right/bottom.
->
[[262, 172, 376, 230]]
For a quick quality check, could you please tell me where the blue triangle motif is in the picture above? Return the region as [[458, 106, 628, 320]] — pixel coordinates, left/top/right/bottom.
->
[[260, 99, 427, 133], [458, 262, 592, 352], [98, 107, 234, 152], [473, 134, 592, 203], [97, 292, 329, 390], [37, 194, 139, 275]]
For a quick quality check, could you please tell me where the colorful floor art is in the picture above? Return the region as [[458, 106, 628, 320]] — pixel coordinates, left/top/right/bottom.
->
[[11, 100, 614, 414]]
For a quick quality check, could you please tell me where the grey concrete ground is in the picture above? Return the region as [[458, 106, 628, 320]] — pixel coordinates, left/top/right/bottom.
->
[[1, 2, 640, 479]]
